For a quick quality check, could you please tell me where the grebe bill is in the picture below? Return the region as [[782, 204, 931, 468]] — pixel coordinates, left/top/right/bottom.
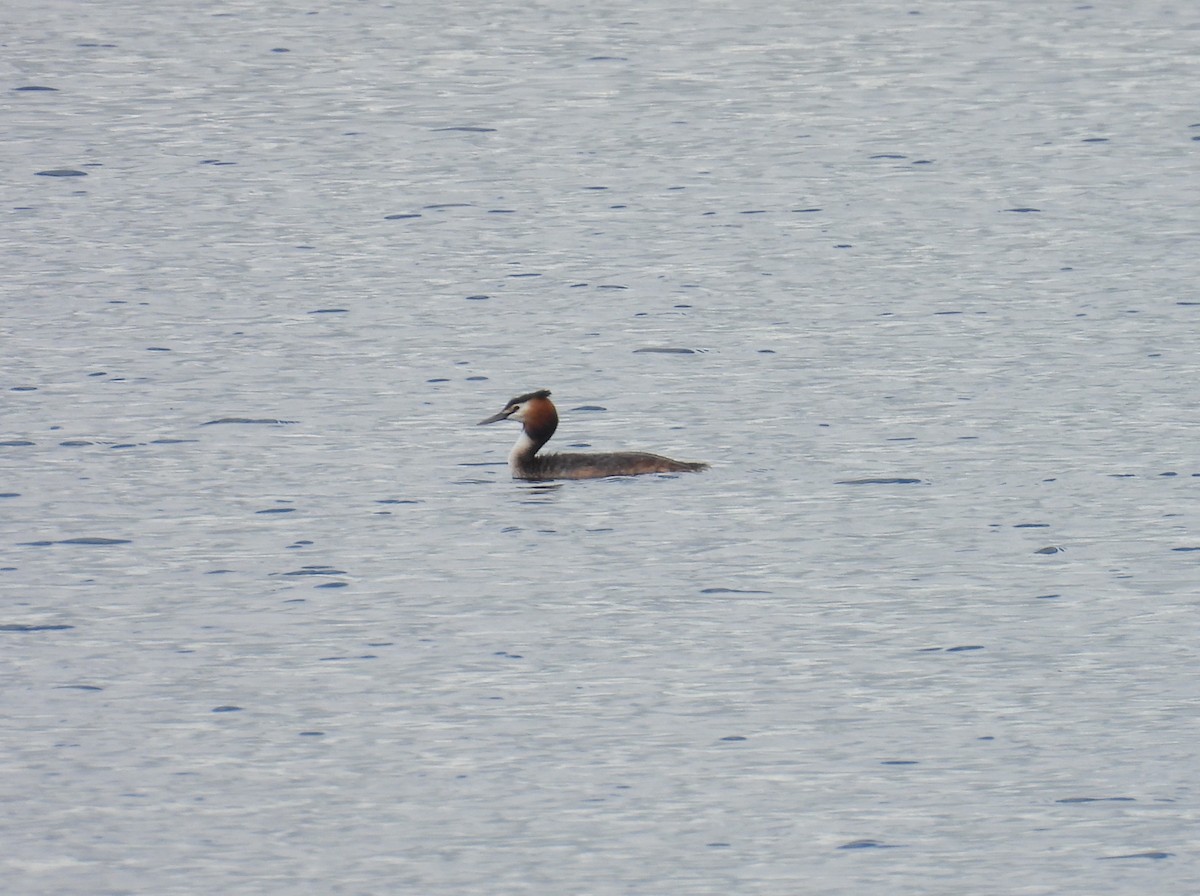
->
[[478, 389, 708, 481]]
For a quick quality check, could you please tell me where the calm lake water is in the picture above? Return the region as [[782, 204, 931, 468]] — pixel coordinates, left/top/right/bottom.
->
[[4, 1, 1199, 893]]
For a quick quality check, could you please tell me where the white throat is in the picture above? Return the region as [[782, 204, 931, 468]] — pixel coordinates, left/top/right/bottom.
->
[[509, 430, 539, 470]]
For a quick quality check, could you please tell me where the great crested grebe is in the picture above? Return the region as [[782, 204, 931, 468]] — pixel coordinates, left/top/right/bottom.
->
[[478, 389, 708, 481]]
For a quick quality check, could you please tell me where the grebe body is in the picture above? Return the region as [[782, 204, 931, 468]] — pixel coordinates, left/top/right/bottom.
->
[[478, 389, 708, 481]]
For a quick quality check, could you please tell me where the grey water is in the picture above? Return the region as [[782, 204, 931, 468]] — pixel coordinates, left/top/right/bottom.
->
[[3, 0, 1199, 893]]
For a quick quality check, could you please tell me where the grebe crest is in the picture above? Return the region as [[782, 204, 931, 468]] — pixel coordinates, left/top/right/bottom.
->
[[478, 389, 708, 481]]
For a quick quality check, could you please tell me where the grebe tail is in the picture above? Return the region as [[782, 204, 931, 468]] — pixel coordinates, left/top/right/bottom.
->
[[478, 389, 708, 481]]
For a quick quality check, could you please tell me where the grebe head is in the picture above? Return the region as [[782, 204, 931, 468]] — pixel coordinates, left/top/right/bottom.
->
[[478, 389, 559, 443]]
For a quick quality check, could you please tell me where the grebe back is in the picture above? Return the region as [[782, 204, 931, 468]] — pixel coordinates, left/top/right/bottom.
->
[[478, 389, 708, 481]]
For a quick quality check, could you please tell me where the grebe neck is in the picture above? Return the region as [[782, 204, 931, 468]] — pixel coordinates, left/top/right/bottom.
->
[[509, 430, 543, 471]]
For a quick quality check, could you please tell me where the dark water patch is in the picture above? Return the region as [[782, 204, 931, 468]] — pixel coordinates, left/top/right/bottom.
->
[[572, 405, 606, 412], [584, 185, 608, 190], [53, 539, 132, 546], [10, 386, 38, 392], [633, 347, 696, 354], [1034, 546, 1063, 554], [77, 42, 118, 48], [315, 581, 347, 589], [278, 566, 347, 577], [1159, 471, 1177, 477], [740, 209, 767, 214], [494, 651, 524, 659], [57, 684, 102, 691], [701, 588, 772, 595], [465, 294, 489, 300], [836, 478, 923, 485], [1171, 546, 1200, 552], [596, 283, 627, 289], [298, 730, 325, 737], [424, 202, 474, 209], [0, 492, 19, 498], [488, 208, 515, 214], [211, 705, 242, 713], [308, 308, 348, 314], [719, 735, 747, 742], [1005, 207, 1041, 213], [36, 168, 87, 177], [1081, 137, 1109, 142], [384, 213, 421, 220], [758, 349, 775, 354], [255, 507, 295, 514], [1014, 522, 1049, 528], [792, 207, 822, 213], [587, 55, 628, 62], [376, 499, 422, 505], [912, 159, 933, 164], [1057, 796, 1136, 804], [933, 310, 963, 315], [465, 375, 487, 381], [1099, 851, 1172, 861], [508, 272, 540, 278], [200, 159, 236, 166], [202, 417, 297, 425], [869, 153, 907, 159], [15, 85, 58, 91], [1109, 473, 1136, 478], [434, 126, 496, 133], [1037, 593, 1061, 600], [146, 346, 170, 352], [59, 440, 96, 446], [150, 438, 198, 445], [706, 842, 731, 848], [838, 839, 900, 849], [1, 623, 75, 632], [886, 437, 916, 442], [270, 47, 289, 53], [1, 440, 35, 447], [881, 760, 919, 765], [427, 377, 450, 383], [834, 243, 853, 248]]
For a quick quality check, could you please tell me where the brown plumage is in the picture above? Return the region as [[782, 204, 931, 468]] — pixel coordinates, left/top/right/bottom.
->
[[478, 390, 708, 481]]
